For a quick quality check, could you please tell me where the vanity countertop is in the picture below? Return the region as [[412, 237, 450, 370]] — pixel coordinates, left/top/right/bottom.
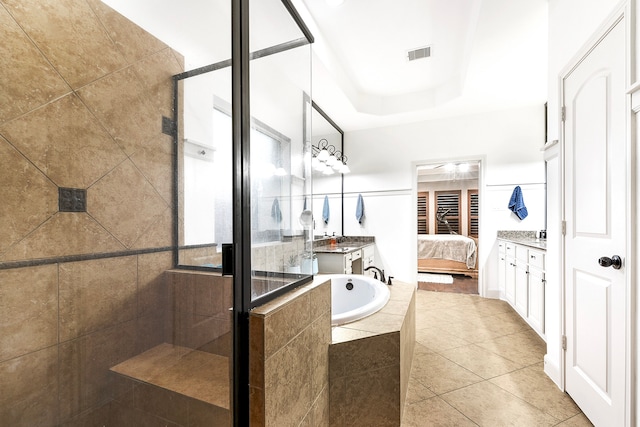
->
[[499, 236, 547, 251], [497, 230, 546, 250], [314, 242, 373, 254]]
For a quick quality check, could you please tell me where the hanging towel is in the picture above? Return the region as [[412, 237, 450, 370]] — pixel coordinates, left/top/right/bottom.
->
[[356, 194, 365, 224], [508, 186, 528, 220], [322, 195, 330, 224], [271, 198, 282, 223]]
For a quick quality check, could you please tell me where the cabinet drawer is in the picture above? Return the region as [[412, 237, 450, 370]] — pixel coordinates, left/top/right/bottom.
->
[[505, 243, 516, 258], [351, 249, 362, 261], [498, 241, 506, 254], [528, 250, 545, 270]]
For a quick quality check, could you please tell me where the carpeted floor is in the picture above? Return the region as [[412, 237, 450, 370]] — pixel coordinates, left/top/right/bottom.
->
[[418, 274, 478, 294]]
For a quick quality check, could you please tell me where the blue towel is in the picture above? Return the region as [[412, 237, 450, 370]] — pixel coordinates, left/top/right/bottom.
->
[[356, 194, 365, 224], [322, 195, 330, 224], [271, 198, 282, 223], [508, 186, 528, 220]]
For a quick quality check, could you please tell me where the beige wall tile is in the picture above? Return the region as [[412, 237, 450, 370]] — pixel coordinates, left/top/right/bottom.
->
[[85, 0, 169, 64], [339, 365, 401, 426], [132, 205, 173, 249], [87, 159, 168, 248], [0, 6, 69, 123], [263, 293, 310, 358], [188, 397, 230, 427], [131, 47, 184, 118], [130, 133, 174, 205], [2, 0, 127, 89], [137, 251, 173, 317], [59, 256, 137, 341], [0, 264, 58, 362], [133, 382, 189, 424], [329, 332, 400, 380], [309, 279, 330, 321], [77, 66, 160, 156], [310, 311, 331, 399], [1, 213, 126, 262], [0, 346, 59, 427], [0, 93, 127, 188], [264, 328, 312, 426], [0, 137, 58, 255], [311, 385, 330, 427], [59, 321, 137, 422]]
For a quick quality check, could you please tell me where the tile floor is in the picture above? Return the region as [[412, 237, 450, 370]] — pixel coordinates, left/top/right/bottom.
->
[[402, 290, 594, 426]]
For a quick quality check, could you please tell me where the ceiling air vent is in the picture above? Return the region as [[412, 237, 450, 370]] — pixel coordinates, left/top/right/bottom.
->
[[407, 46, 431, 61]]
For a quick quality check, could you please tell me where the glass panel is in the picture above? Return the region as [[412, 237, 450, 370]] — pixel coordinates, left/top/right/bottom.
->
[[179, 70, 233, 268], [249, 0, 312, 302], [1, 0, 237, 426]]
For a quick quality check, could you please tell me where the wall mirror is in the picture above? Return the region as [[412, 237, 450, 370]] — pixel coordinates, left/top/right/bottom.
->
[[310, 101, 344, 238]]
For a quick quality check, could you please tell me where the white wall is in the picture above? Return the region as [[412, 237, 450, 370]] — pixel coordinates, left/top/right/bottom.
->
[[342, 105, 546, 292], [546, 0, 621, 142]]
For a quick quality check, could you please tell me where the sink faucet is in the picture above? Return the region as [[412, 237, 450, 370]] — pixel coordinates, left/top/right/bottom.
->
[[364, 266, 386, 283]]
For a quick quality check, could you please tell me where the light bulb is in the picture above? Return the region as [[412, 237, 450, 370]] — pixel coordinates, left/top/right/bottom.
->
[[317, 149, 329, 161]]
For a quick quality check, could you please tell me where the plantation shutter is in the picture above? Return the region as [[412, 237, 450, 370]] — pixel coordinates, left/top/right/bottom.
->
[[417, 192, 428, 234], [468, 189, 479, 238], [435, 191, 460, 234]]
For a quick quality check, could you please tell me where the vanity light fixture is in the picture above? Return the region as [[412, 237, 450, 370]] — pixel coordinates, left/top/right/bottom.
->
[[311, 138, 350, 174]]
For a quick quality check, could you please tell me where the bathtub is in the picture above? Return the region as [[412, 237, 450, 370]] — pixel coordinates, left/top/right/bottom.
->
[[330, 274, 391, 326]]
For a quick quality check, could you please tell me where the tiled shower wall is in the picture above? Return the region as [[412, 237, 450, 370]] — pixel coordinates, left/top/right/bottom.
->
[[0, 0, 183, 425]]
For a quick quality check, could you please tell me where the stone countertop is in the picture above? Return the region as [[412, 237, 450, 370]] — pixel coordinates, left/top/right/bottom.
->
[[313, 236, 374, 254], [499, 236, 547, 251], [497, 230, 546, 251], [313, 243, 373, 254]]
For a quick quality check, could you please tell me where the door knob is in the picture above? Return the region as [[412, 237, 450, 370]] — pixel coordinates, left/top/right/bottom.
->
[[598, 255, 622, 270]]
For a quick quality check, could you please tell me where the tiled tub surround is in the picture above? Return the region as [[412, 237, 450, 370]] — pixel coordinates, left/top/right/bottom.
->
[[250, 277, 332, 426], [0, 0, 185, 425], [330, 281, 416, 426]]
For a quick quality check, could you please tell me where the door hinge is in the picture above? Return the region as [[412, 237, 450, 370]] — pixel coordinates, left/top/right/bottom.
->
[[561, 106, 566, 122], [562, 335, 567, 351], [561, 220, 566, 236]]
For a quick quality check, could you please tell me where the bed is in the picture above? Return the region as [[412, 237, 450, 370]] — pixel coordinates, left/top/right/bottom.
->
[[417, 234, 478, 278]]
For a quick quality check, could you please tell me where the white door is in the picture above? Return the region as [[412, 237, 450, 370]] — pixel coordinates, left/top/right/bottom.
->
[[563, 17, 627, 426]]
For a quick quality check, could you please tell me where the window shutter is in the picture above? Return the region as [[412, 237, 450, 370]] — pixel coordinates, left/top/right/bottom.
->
[[417, 192, 428, 234], [435, 191, 460, 234], [468, 190, 479, 238]]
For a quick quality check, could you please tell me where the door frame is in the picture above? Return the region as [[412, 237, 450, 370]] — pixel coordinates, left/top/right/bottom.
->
[[411, 156, 485, 295], [558, 3, 635, 425]]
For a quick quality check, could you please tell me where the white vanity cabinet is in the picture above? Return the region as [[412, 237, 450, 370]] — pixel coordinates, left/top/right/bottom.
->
[[317, 248, 362, 274], [361, 245, 375, 275], [497, 239, 546, 339], [504, 243, 516, 306], [514, 245, 529, 317], [527, 249, 545, 334]]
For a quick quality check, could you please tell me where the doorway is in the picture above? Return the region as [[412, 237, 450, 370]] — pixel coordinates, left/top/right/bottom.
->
[[415, 160, 480, 294]]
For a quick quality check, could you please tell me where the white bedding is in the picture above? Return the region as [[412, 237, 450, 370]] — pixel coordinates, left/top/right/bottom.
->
[[417, 234, 477, 269]]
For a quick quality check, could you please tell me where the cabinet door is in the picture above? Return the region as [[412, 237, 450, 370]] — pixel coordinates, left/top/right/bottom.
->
[[505, 256, 516, 305], [528, 268, 545, 336], [498, 252, 506, 294], [515, 262, 528, 317]]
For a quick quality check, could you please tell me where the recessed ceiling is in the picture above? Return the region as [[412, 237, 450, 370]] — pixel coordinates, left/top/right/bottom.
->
[[102, 0, 548, 132], [299, 0, 548, 130]]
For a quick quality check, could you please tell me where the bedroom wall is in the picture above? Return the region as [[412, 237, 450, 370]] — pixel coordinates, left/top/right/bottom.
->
[[341, 104, 546, 295]]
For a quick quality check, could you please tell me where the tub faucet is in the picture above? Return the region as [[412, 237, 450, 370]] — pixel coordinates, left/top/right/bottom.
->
[[364, 266, 386, 283]]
